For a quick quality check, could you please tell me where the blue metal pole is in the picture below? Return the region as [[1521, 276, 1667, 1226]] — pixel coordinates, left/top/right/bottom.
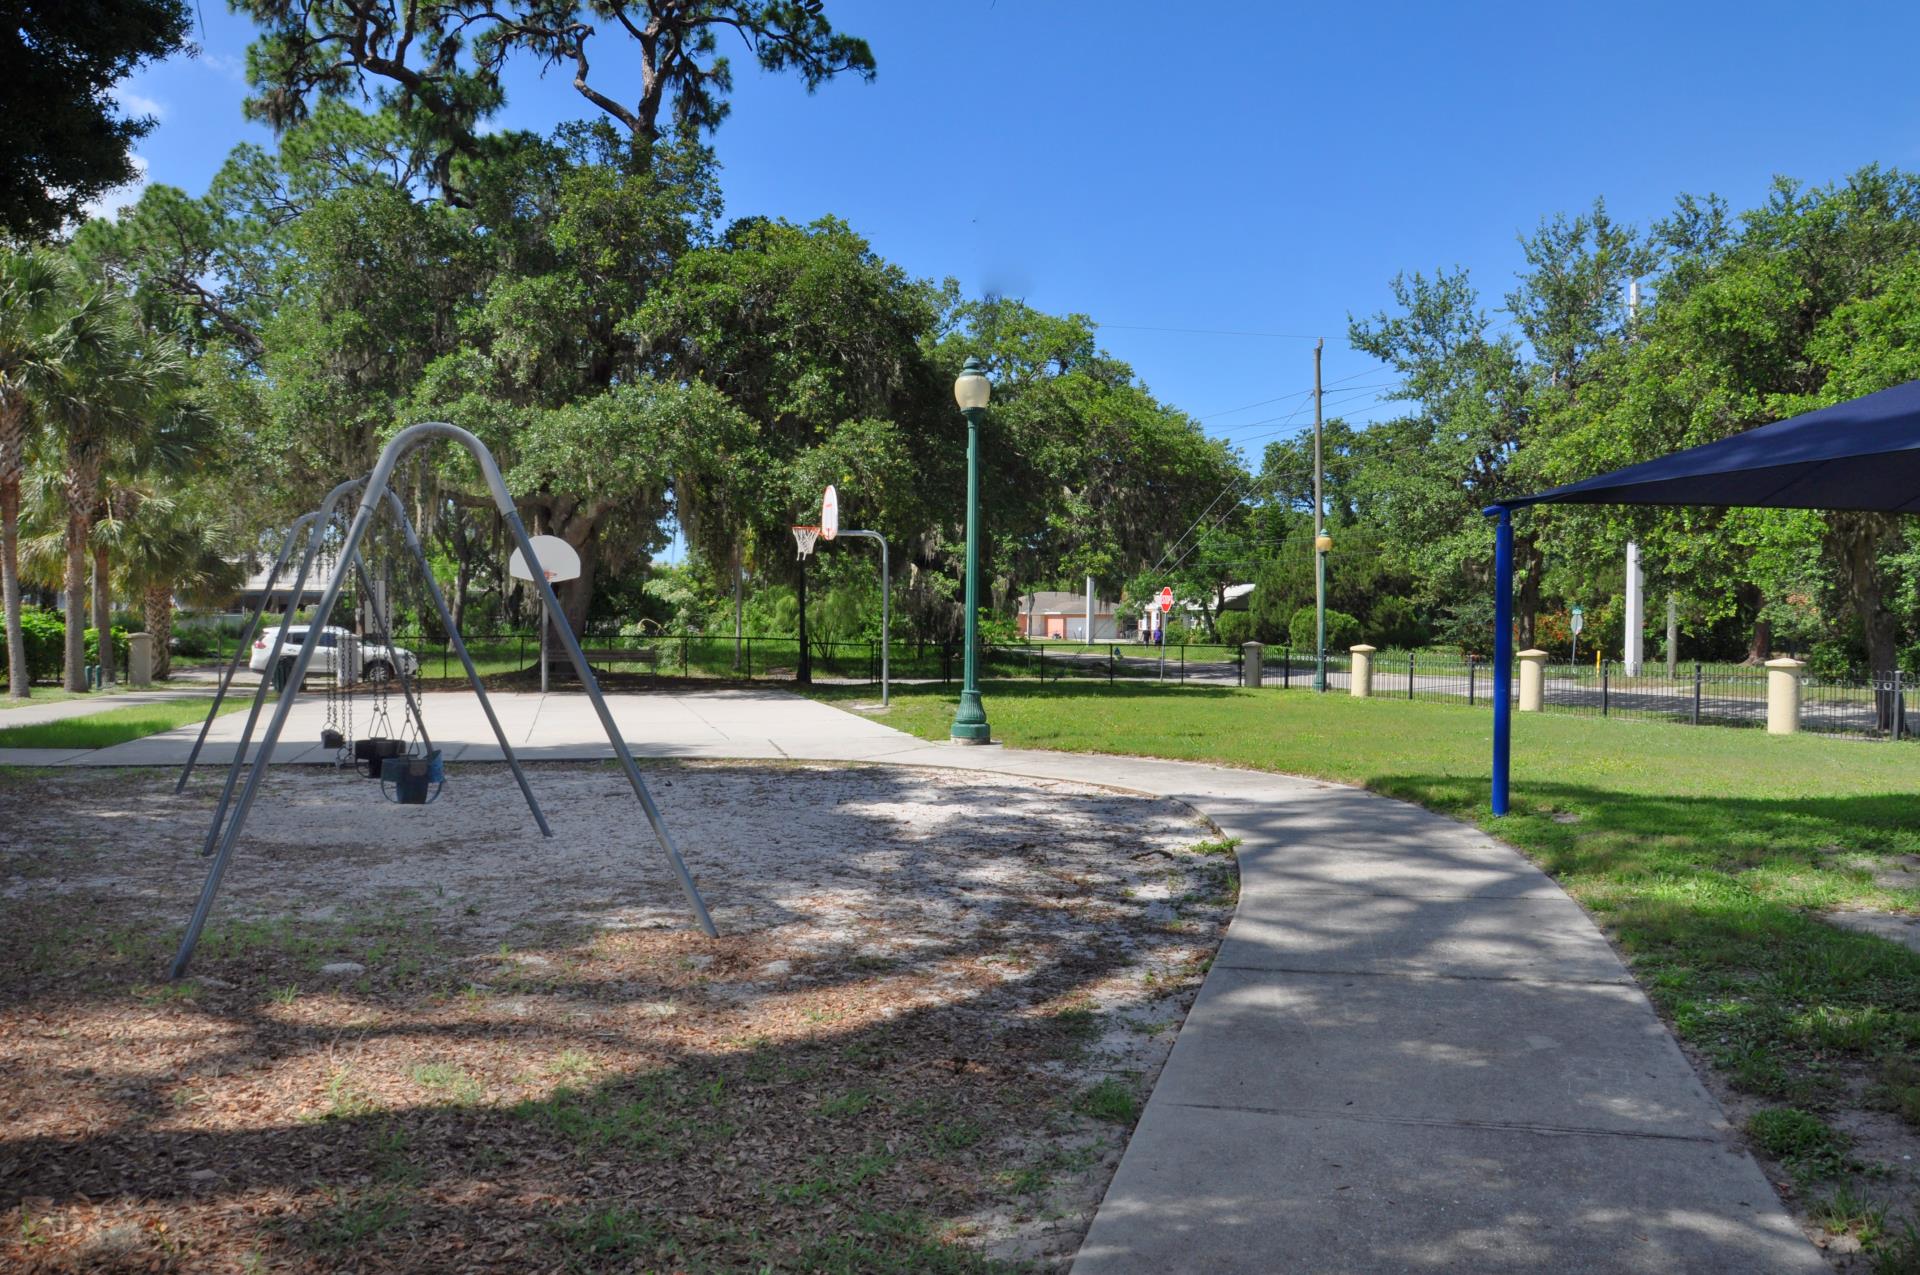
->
[[1489, 506, 1514, 816]]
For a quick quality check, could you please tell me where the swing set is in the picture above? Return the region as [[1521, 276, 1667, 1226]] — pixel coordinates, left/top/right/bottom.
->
[[171, 423, 718, 979]]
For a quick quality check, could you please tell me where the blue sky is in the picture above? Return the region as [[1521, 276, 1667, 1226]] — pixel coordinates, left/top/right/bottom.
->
[[115, 0, 1920, 466]]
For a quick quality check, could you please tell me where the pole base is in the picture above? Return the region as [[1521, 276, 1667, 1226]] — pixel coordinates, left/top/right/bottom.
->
[[951, 688, 991, 743]]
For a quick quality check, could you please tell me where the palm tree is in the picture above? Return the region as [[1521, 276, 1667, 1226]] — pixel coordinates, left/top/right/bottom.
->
[[0, 247, 73, 697], [97, 486, 244, 681], [37, 286, 198, 690]]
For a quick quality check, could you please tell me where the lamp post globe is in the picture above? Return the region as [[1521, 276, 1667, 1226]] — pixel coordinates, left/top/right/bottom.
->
[[951, 356, 993, 744]]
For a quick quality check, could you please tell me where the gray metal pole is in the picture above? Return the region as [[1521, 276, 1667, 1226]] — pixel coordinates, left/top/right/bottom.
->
[[177, 511, 318, 792], [173, 475, 392, 974], [379, 489, 550, 837], [540, 597, 549, 694], [837, 530, 889, 708], [197, 480, 362, 856], [167, 426, 721, 975], [1313, 337, 1327, 692], [344, 545, 431, 757], [171, 425, 715, 979], [733, 549, 744, 672]]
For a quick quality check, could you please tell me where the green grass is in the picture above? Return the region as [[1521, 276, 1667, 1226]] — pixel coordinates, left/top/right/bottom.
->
[[0, 688, 96, 710], [1072, 1077, 1140, 1124], [1746, 1108, 1857, 1183], [0, 696, 239, 748], [807, 680, 1920, 1123]]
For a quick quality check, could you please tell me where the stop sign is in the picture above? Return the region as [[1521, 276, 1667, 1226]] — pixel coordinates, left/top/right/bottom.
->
[[1158, 586, 1174, 613]]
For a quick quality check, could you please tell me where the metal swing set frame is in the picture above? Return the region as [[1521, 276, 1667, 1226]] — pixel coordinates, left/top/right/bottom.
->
[[169, 422, 718, 979]]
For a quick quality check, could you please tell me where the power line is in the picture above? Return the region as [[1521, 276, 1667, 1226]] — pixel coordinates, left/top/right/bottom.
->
[[1210, 385, 1402, 435], [1102, 323, 1364, 342]]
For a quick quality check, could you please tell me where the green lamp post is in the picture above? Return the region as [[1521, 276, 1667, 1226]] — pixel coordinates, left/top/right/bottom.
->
[[951, 356, 993, 744]]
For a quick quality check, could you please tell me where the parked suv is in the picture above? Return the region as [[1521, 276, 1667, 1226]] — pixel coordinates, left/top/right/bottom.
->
[[249, 625, 419, 688]]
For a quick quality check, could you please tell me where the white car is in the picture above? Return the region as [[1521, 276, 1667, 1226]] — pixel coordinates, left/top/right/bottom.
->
[[250, 625, 419, 687]]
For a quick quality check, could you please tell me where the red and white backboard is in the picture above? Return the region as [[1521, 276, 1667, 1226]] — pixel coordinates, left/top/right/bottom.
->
[[821, 485, 839, 540]]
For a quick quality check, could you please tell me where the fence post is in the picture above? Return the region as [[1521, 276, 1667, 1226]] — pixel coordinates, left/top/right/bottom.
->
[[1517, 649, 1548, 711], [1283, 647, 1291, 690], [1408, 651, 1416, 700], [1898, 670, 1906, 742], [1693, 662, 1702, 725], [1349, 645, 1376, 698], [1241, 641, 1263, 688], [1765, 657, 1805, 735], [746, 637, 753, 679], [1468, 655, 1477, 705], [1109, 649, 1114, 686], [1602, 659, 1611, 716]]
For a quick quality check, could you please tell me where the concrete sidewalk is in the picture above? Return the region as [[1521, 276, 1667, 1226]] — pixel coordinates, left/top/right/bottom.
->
[[0, 686, 214, 732], [6, 687, 1822, 1272]]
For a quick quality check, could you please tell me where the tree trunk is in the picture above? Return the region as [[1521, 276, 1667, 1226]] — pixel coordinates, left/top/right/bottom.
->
[[1827, 513, 1900, 673], [557, 539, 597, 636], [92, 543, 113, 685], [795, 563, 812, 685], [1515, 537, 1543, 649], [1734, 582, 1769, 664], [732, 545, 744, 671], [1, 477, 26, 697], [145, 583, 173, 680], [63, 505, 88, 691], [451, 521, 471, 635]]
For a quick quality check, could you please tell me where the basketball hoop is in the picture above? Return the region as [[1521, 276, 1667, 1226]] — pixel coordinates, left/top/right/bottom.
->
[[792, 525, 822, 560]]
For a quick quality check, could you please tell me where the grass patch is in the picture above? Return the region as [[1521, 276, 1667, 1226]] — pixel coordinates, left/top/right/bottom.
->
[[810, 681, 1920, 1122], [0, 697, 241, 749], [410, 1062, 484, 1104], [546, 1204, 670, 1271], [1072, 1077, 1139, 1125], [298, 1185, 409, 1251], [796, 1210, 1018, 1274], [1746, 1107, 1855, 1183]]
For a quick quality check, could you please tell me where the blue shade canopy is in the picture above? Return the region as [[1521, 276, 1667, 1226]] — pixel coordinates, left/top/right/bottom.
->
[[1504, 379, 1920, 514]]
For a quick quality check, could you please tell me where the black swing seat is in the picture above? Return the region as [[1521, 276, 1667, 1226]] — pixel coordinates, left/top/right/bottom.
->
[[354, 736, 405, 778]]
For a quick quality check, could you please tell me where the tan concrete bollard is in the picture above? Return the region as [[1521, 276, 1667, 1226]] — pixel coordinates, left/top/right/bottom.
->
[[1350, 645, 1377, 698], [1517, 649, 1549, 712], [1765, 657, 1805, 735], [1241, 641, 1263, 688], [128, 633, 153, 688]]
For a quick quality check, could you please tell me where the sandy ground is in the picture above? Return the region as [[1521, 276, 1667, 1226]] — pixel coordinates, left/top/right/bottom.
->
[[0, 761, 1237, 1272]]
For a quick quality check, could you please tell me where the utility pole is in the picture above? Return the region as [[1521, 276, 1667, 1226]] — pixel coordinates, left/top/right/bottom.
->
[[1624, 281, 1644, 678], [1666, 594, 1678, 678], [1313, 338, 1328, 692]]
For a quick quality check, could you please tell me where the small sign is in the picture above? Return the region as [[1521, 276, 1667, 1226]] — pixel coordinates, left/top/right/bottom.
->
[[508, 535, 583, 584], [821, 485, 839, 541], [1158, 586, 1174, 614], [1570, 606, 1585, 635]]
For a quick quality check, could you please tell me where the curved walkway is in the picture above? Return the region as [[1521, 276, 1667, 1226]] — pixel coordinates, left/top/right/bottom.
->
[[9, 688, 1824, 1273]]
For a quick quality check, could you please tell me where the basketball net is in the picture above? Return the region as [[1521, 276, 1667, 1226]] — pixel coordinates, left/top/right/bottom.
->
[[791, 525, 822, 560]]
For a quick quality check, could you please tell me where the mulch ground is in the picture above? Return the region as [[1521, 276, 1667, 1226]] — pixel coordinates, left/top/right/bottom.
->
[[0, 762, 1236, 1273]]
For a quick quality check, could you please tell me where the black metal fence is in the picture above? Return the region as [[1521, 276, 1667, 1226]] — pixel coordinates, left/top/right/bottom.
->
[[385, 632, 1273, 688], [371, 629, 1914, 742]]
